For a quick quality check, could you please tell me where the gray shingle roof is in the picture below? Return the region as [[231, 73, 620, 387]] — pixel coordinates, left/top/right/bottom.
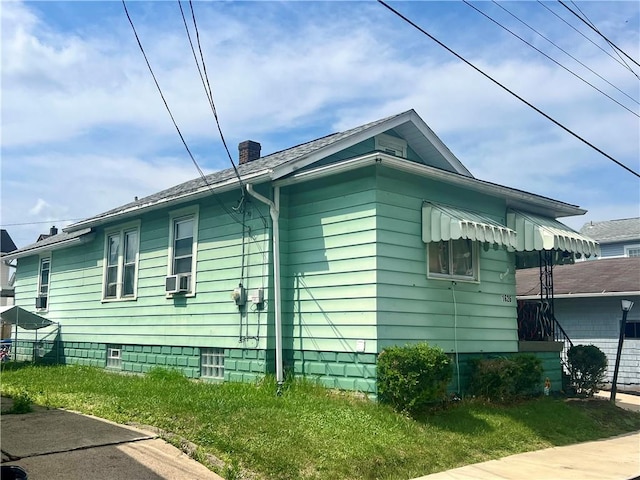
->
[[580, 218, 640, 243], [516, 257, 640, 296], [0, 228, 92, 260], [66, 111, 409, 229]]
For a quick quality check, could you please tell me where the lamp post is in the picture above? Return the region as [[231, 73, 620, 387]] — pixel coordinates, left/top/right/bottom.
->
[[610, 299, 634, 403]]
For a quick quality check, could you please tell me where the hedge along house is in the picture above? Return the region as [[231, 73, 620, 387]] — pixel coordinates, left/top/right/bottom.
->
[[3, 110, 599, 395]]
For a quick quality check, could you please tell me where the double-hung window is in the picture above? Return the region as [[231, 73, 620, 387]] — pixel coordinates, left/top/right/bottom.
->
[[36, 257, 51, 310], [427, 239, 478, 281], [168, 207, 199, 295], [103, 225, 139, 300]]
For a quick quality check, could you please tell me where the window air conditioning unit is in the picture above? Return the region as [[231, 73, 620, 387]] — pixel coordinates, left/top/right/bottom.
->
[[165, 274, 190, 294], [35, 296, 48, 310]]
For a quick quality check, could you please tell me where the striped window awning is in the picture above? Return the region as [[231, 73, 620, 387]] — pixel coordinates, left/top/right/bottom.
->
[[506, 210, 600, 256], [422, 203, 518, 248]]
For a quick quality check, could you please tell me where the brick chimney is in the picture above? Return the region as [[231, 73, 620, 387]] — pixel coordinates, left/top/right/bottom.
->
[[238, 140, 261, 165], [50, 226, 58, 236]]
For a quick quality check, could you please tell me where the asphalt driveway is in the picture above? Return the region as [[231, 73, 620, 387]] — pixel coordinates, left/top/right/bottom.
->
[[0, 397, 222, 480]]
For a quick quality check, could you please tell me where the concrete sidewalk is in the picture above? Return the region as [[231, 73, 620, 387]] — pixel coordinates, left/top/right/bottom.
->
[[0, 397, 222, 480], [413, 392, 640, 480]]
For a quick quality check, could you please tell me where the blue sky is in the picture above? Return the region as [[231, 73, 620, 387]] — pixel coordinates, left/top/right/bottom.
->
[[2, 1, 639, 248]]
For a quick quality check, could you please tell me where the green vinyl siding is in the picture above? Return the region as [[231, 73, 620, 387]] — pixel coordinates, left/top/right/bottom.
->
[[13, 192, 273, 350], [282, 167, 379, 354], [375, 165, 518, 353]]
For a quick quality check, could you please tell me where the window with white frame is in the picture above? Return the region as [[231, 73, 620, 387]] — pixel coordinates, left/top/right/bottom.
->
[[201, 348, 224, 379], [106, 345, 122, 369], [427, 239, 478, 281], [103, 225, 139, 300], [168, 208, 198, 295], [625, 245, 640, 257], [37, 257, 51, 310]]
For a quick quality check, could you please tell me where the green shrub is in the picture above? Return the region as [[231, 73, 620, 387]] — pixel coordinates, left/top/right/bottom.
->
[[8, 390, 33, 414], [377, 342, 452, 413], [468, 354, 543, 402], [567, 345, 607, 397]]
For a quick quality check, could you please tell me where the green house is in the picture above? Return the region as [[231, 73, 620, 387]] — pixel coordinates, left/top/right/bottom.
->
[[3, 110, 599, 395]]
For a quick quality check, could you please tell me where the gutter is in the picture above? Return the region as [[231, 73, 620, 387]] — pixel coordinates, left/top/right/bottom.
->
[[518, 291, 640, 300], [1, 230, 95, 261], [245, 183, 283, 386], [274, 153, 587, 218], [65, 171, 272, 233]]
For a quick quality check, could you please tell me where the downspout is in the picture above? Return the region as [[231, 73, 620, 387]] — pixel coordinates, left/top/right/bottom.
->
[[246, 184, 283, 386]]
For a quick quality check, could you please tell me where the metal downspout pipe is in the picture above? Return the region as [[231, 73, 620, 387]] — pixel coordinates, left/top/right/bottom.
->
[[245, 184, 283, 386]]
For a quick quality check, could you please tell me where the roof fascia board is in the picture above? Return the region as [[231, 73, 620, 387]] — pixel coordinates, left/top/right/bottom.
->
[[272, 110, 472, 180], [271, 112, 412, 179], [407, 110, 473, 177], [65, 171, 272, 233], [518, 291, 640, 300], [1, 231, 95, 261], [275, 152, 586, 217]]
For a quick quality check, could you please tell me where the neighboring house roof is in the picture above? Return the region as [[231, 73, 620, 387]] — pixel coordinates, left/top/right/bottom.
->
[[516, 257, 640, 298], [0, 230, 17, 253], [579, 218, 640, 243]]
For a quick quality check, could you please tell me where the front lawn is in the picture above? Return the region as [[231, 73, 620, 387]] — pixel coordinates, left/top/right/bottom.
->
[[2, 364, 639, 480]]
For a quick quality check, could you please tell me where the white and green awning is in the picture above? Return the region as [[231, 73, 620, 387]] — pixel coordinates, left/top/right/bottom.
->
[[422, 203, 518, 248], [507, 210, 600, 256]]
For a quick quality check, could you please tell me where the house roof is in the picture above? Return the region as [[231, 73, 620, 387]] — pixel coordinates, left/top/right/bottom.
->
[[4, 110, 592, 259], [0, 230, 17, 254], [65, 110, 475, 232], [516, 257, 640, 298], [0, 228, 93, 262], [579, 218, 640, 243]]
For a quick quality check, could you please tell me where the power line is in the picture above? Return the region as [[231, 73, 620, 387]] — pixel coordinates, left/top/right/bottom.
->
[[491, 0, 638, 106], [0, 219, 84, 227], [179, 1, 244, 194], [568, 0, 637, 78], [536, 1, 640, 80], [377, 0, 640, 179], [558, 1, 640, 69], [464, 1, 638, 117], [122, 0, 243, 225]]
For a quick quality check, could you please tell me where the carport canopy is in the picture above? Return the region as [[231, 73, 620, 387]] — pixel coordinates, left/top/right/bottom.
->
[[0, 305, 55, 330]]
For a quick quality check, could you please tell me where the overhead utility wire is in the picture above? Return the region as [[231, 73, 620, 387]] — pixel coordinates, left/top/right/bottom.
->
[[536, 1, 639, 80], [377, 0, 640, 179], [0, 219, 84, 227], [122, 0, 242, 225], [558, 1, 640, 69], [179, 1, 244, 194], [567, 0, 638, 78], [491, 1, 638, 106], [464, 1, 638, 117], [182, 1, 272, 245]]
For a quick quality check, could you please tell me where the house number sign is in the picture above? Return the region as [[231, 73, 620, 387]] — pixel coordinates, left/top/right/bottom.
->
[[502, 294, 513, 303]]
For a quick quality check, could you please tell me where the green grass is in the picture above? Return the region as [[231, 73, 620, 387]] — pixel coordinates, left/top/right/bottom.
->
[[2, 364, 639, 480]]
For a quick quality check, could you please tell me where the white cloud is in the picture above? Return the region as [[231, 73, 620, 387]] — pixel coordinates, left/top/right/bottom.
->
[[28, 198, 53, 216]]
